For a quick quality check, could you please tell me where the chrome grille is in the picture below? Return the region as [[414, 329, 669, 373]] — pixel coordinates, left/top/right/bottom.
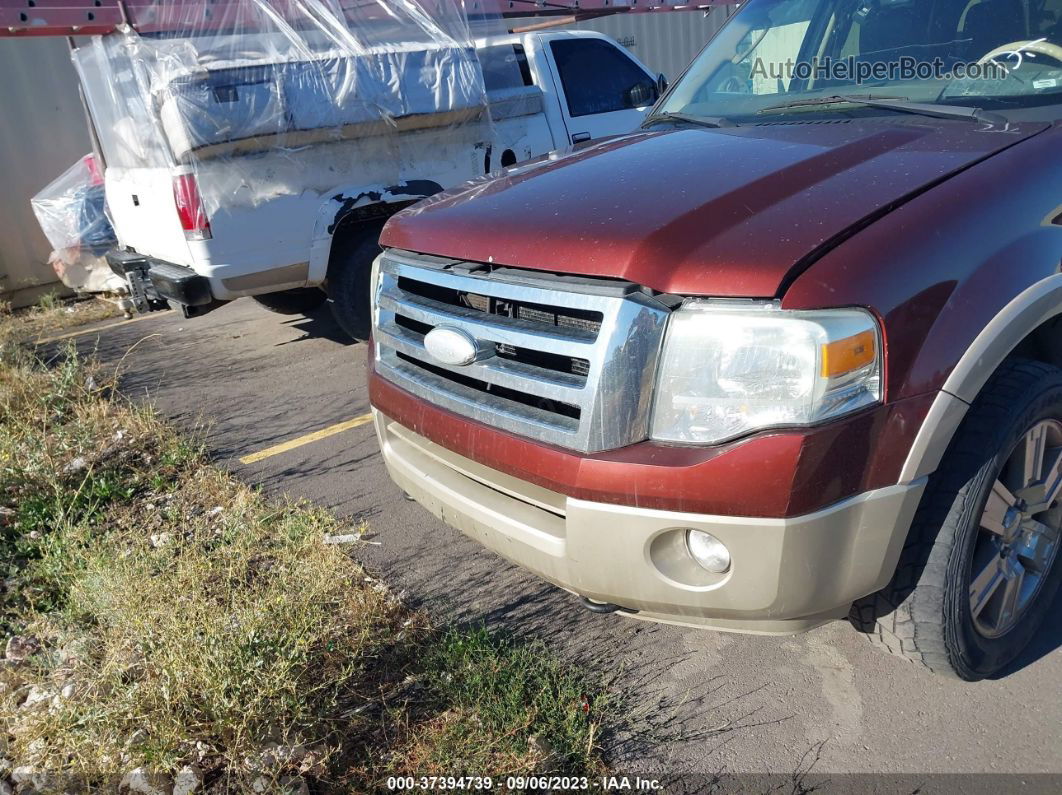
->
[[373, 249, 671, 453]]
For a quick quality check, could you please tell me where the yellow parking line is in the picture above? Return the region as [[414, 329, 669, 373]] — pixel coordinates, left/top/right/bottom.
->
[[239, 413, 374, 465], [34, 311, 173, 345]]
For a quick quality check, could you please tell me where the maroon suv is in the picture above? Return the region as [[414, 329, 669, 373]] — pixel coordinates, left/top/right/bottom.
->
[[367, 0, 1062, 680]]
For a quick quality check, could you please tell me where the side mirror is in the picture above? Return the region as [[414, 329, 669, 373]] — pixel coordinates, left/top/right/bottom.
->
[[626, 81, 657, 108], [657, 73, 669, 94]]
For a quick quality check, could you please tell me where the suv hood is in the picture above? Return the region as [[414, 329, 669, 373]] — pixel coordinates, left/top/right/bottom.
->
[[382, 120, 1046, 297]]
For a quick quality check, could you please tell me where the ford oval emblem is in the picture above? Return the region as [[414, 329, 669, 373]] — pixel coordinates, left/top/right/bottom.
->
[[424, 326, 479, 367]]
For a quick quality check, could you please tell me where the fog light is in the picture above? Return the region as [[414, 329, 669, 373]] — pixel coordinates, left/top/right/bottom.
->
[[685, 530, 731, 573]]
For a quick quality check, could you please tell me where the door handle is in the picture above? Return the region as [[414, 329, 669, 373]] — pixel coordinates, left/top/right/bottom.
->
[[571, 132, 591, 143]]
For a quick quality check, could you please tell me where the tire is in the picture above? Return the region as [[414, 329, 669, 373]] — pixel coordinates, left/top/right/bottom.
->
[[851, 358, 1062, 680], [326, 220, 384, 341], [251, 288, 325, 316]]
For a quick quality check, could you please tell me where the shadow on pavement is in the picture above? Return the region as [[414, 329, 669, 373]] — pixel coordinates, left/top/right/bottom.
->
[[52, 302, 370, 466], [276, 302, 355, 346]]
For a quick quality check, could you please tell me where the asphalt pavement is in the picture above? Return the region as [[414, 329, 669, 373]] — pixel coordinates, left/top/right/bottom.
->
[[56, 298, 1062, 791]]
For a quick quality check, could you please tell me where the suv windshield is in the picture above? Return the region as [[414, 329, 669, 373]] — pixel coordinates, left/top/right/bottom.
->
[[656, 0, 1062, 123]]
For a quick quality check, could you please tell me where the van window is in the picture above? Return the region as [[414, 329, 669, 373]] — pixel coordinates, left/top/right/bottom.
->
[[549, 38, 657, 117]]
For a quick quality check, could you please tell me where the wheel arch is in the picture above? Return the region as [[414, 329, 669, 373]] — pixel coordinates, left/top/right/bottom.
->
[[901, 274, 1062, 483], [308, 180, 443, 283]]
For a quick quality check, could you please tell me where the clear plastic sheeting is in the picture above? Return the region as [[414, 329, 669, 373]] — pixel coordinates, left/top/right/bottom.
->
[[29, 153, 116, 260], [30, 154, 122, 293], [70, 0, 510, 213], [30, 154, 111, 254]]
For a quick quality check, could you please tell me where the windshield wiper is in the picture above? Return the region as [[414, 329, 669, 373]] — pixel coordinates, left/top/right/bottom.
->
[[758, 94, 1007, 126], [641, 111, 735, 130]]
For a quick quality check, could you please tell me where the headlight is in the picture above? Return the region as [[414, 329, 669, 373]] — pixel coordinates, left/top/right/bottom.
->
[[650, 301, 881, 445]]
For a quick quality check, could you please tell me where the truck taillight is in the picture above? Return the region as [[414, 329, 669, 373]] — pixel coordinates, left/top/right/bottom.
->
[[172, 174, 212, 241], [84, 154, 104, 186]]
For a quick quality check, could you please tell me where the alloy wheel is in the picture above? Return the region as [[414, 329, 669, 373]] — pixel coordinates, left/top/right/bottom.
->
[[969, 419, 1062, 639]]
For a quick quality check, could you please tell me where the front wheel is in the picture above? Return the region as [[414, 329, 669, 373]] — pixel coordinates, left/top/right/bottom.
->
[[852, 358, 1062, 680], [326, 221, 384, 341]]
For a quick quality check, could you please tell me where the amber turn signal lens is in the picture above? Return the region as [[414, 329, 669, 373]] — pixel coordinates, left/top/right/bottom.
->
[[821, 329, 876, 378]]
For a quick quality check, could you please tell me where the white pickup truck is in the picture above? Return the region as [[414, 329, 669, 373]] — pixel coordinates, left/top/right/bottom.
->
[[78, 28, 664, 338]]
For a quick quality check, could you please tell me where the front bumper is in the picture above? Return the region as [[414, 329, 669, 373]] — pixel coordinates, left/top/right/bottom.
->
[[376, 409, 927, 634]]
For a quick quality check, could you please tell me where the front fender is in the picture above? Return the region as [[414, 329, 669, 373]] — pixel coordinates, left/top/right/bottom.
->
[[900, 273, 1062, 483], [308, 179, 443, 283], [783, 125, 1062, 486]]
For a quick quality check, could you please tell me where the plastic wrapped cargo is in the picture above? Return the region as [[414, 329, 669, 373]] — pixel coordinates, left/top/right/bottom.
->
[[30, 154, 113, 257], [30, 154, 123, 293], [69, 0, 508, 214]]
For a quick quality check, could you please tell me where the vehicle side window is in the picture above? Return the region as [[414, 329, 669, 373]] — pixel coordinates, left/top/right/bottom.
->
[[549, 38, 657, 117], [479, 44, 534, 93]]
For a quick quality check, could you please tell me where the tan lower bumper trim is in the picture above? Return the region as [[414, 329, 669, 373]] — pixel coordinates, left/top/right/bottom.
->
[[375, 410, 927, 634]]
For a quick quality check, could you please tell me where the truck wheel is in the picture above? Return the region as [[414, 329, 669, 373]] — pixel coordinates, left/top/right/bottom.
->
[[252, 288, 325, 315], [851, 358, 1062, 680], [326, 221, 384, 341]]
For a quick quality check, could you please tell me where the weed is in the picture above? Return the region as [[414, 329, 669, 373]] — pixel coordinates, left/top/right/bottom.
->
[[394, 628, 607, 776], [36, 292, 61, 312]]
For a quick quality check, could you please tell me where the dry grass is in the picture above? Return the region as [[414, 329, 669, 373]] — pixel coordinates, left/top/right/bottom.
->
[[0, 331, 609, 792], [0, 294, 120, 348], [6, 475, 409, 788]]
